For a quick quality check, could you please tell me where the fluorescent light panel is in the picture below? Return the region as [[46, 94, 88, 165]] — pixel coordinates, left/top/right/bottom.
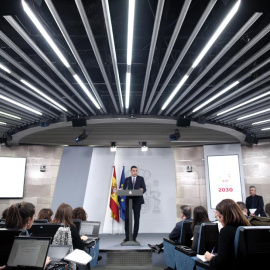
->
[[20, 79, 67, 112], [192, 0, 241, 68], [0, 94, 42, 115], [262, 127, 270, 131], [73, 74, 100, 109], [252, 119, 270, 125], [237, 108, 270, 120], [0, 111, 21, 120], [161, 75, 189, 110], [193, 81, 239, 112], [22, 0, 70, 68], [218, 90, 270, 116], [125, 72, 131, 109], [0, 63, 11, 74], [127, 0, 135, 65], [0, 121, 7, 125]]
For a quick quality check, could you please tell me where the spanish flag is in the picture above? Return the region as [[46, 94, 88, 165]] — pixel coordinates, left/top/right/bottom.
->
[[110, 166, 119, 222]]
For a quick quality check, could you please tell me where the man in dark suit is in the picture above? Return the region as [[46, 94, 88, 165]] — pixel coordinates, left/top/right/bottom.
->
[[246, 185, 266, 217], [123, 165, 146, 242]]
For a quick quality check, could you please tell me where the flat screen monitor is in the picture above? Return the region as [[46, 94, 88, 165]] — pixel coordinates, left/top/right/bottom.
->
[[208, 155, 243, 208], [0, 157, 26, 198]]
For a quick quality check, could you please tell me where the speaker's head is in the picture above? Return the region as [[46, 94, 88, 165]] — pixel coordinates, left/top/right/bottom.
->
[[176, 117, 191, 127], [72, 118, 87, 127]]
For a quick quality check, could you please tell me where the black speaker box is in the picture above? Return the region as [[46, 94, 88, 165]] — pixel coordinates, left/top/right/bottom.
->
[[177, 117, 191, 127], [72, 118, 87, 127], [244, 133, 255, 144], [197, 116, 206, 124]]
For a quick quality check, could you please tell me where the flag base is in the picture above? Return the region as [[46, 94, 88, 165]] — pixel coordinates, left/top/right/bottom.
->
[[120, 240, 140, 246]]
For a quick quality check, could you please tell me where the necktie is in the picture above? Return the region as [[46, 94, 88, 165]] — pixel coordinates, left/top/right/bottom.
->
[[132, 177, 135, 189]]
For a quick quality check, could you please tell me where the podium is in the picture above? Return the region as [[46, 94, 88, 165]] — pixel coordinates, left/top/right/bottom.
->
[[118, 189, 143, 246]]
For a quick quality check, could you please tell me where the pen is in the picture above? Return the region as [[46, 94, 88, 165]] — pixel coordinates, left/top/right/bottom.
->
[[211, 247, 215, 254]]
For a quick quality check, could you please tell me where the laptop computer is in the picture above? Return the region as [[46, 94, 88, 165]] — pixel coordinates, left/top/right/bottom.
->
[[6, 236, 50, 269], [80, 221, 100, 243], [47, 244, 72, 261]]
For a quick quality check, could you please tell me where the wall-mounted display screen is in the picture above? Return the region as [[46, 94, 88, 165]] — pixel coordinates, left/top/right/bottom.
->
[[208, 155, 243, 208], [0, 157, 27, 198]]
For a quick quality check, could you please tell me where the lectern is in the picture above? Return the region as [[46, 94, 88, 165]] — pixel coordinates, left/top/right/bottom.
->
[[118, 189, 143, 246]]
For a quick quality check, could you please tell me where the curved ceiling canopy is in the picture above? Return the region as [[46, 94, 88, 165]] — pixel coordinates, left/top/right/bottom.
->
[[1, 0, 270, 145]]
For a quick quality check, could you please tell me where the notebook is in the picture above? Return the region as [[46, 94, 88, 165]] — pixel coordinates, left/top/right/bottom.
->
[[80, 221, 100, 242], [7, 236, 50, 269]]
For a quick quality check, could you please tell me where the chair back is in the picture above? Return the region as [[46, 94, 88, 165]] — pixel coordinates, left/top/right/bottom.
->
[[72, 219, 82, 234], [0, 228, 22, 265], [234, 226, 270, 268], [197, 223, 219, 255], [179, 221, 193, 247]]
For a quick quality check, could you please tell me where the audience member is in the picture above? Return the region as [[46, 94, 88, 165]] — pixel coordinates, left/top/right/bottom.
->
[[1, 208, 8, 220], [5, 202, 35, 235], [72, 207, 87, 221], [205, 199, 250, 269], [265, 203, 270, 217], [148, 205, 192, 253], [52, 203, 87, 250], [246, 185, 266, 217], [37, 208, 53, 222], [236, 201, 248, 217], [191, 206, 211, 251], [5, 202, 51, 268]]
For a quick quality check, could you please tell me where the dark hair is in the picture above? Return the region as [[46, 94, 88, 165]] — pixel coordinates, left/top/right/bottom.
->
[[191, 206, 210, 232], [52, 203, 74, 227], [72, 207, 87, 221], [249, 185, 256, 190], [180, 205, 191, 219], [38, 208, 54, 222], [236, 201, 246, 211], [216, 199, 250, 227], [2, 207, 9, 219], [131, 166, 137, 170], [265, 203, 270, 217], [5, 202, 35, 229]]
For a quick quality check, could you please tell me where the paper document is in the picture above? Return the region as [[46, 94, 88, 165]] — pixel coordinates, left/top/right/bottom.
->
[[197, 254, 207, 262], [64, 249, 92, 265], [249, 208, 256, 214]]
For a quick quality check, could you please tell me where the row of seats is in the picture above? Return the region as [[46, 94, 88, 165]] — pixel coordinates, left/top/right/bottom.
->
[[163, 221, 270, 269]]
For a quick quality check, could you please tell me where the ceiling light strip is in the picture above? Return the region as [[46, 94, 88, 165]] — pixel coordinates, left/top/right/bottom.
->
[[0, 48, 73, 114], [140, 0, 165, 114], [0, 111, 21, 120], [166, 13, 262, 116], [0, 105, 36, 122], [144, 0, 192, 114], [75, 0, 119, 113], [22, 0, 70, 68], [160, 0, 241, 113], [252, 119, 270, 125], [0, 121, 7, 125], [192, 81, 240, 113], [45, 0, 107, 114], [4, 16, 90, 115], [262, 127, 270, 131], [237, 108, 270, 121], [148, 0, 217, 114], [21, 2, 99, 113], [102, 0, 126, 113], [125, 0, 135, 109], [0, 94, 42, 115], [0, 63, 11, 74], [0, 73, 63, 117], [217, 90, 270, 116]]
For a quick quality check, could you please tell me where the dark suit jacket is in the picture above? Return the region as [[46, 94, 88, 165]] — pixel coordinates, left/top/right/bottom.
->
[[123, 175, 146, 205], [246, 194, 266, 217], [169, 217, 193, 242]]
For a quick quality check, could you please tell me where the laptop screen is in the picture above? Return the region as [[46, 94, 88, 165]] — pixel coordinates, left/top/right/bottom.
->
[[7, 237, 50, 268], [80, 221, 100, 236], [47, 245, 71, 260]]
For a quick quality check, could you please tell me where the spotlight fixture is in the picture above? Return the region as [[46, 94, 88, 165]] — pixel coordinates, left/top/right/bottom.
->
[[40, 120, 50, 127], [140, 142, 148, 152], [169, 129, 181, 141], [75, 129, 88, 143], [110, 142, 117, 152]]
